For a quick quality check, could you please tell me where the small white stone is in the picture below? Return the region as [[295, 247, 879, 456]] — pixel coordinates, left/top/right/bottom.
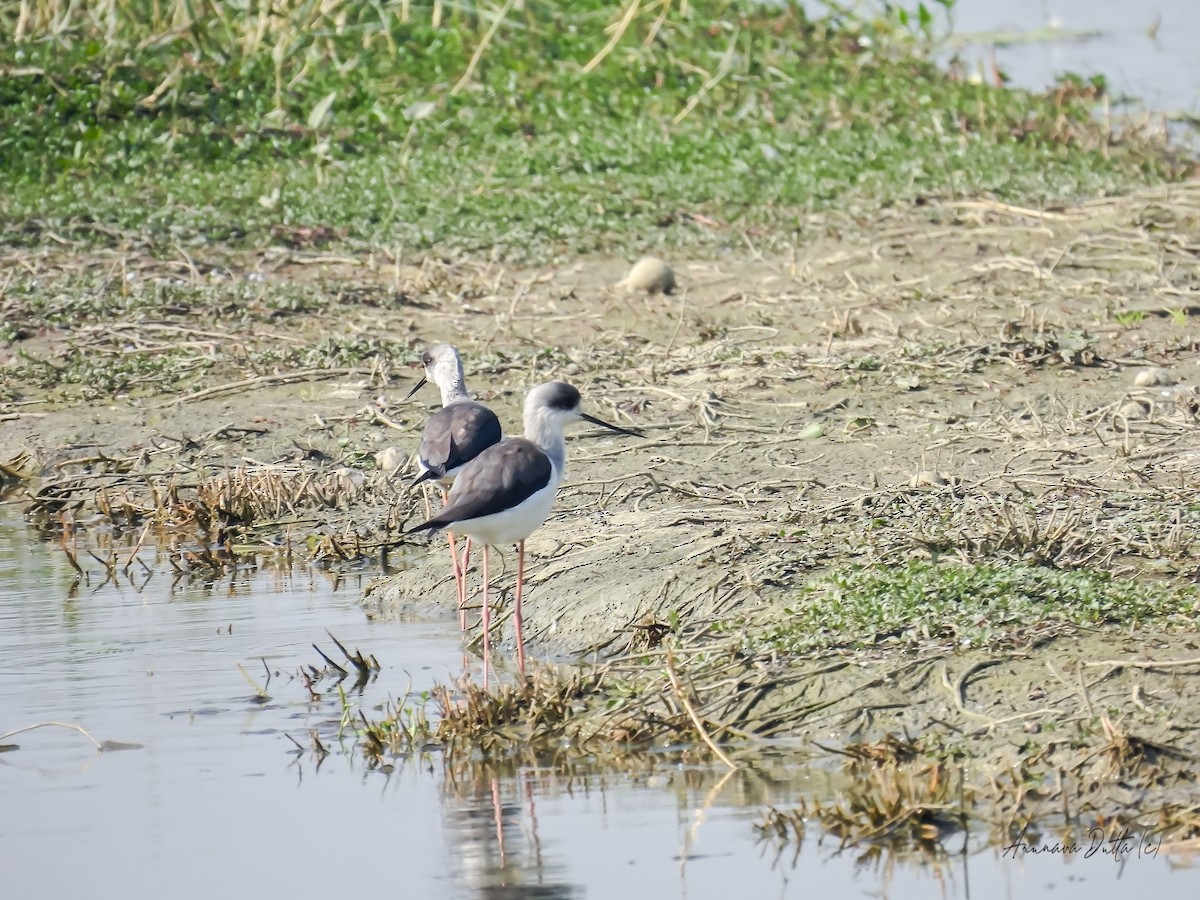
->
[[617, 256, 676, 295], [1134, 367, 1173, 387]]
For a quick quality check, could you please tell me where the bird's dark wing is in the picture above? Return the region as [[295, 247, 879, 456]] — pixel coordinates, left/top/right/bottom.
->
[[412, 400, 502, 486], [406, 439, 552, 533]]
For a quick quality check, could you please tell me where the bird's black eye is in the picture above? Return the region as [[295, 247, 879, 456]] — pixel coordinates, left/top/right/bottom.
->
[[422, 353, 433, 367]]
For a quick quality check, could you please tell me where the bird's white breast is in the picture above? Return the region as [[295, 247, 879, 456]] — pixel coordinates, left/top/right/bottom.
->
[[451, 480, 558, 546]]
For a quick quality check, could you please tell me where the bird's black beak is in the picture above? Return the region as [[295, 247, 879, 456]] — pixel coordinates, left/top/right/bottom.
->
[[580, 412, 643, 438], [403, 376, 429, 403]]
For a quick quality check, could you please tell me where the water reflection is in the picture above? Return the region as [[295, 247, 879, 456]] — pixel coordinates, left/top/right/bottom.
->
[[4, 519, 1200, 899], [440, 771, 577, 899], [424, 753, 868, 900]]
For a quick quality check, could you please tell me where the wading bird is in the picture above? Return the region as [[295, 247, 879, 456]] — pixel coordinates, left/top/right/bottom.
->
[[406, 381, 639, 682], [405, 344, 503, 625]]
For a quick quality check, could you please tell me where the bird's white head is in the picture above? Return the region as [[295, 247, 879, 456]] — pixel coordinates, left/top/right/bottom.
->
[[523, 381, 584, 434], [523, 381, 641, 476], [416, 343, 468, 406]]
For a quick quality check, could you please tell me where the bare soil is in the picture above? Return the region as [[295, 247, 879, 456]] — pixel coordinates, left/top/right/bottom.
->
[[360, 183, 1200, 658], [4, 183, 1200, 837]]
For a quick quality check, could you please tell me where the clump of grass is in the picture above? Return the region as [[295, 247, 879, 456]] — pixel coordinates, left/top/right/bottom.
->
[[0, 1, 1184, 260], [1084, 715, 1193, 782], [821, 738, 969, 851], [912, 499, 1104, 568], [195, 465, 367, 522], [24, 452, 413, 569], [837, 733, 924, 765], [0, 452, 34, 497], [760, 760, 968, 855], [363, 668, 616, 760], [756, 559, 1200, 654]]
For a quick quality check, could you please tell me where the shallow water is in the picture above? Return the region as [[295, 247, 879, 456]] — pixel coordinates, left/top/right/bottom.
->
[[2, 519, 1198, 898], [947, 0, 1199, 114]]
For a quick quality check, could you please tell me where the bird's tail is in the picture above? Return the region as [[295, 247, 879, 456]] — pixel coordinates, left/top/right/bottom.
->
[[403, 516, 447, 537]]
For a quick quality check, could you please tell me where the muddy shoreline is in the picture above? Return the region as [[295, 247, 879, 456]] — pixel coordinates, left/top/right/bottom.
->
[[5, 184, 1200, 843]]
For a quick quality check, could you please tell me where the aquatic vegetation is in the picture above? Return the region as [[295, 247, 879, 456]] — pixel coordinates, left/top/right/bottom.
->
[[0, 1, 1184, 259], [756, 559, 1200, 655]]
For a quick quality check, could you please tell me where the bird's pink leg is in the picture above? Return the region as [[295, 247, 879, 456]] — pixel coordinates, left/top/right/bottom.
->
[[481, 544, 491, 690], [492, 778, 507, 866], [487, 782, 506, 868], [514, 540, 527, 675], [457, 537, 472, 630], [441, 488, 465, 622]]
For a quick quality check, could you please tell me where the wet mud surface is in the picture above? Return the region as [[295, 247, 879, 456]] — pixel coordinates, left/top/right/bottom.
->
[[4, 182, 1200, 843]]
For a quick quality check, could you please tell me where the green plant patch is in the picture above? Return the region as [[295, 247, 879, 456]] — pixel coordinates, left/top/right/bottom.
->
[[755, 559, 1200, 654], [0, 1, 1186, 259], [10, 346, 208, 400]]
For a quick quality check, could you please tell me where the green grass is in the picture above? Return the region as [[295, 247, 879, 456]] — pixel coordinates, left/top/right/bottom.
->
[[2, 273, 324, 329], [755, 559, 1200, 654], [1, 265, 605, 402], [0, 273, 420, 400], [0, 1, 1185, 261], [10, 348, 209, 400]]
